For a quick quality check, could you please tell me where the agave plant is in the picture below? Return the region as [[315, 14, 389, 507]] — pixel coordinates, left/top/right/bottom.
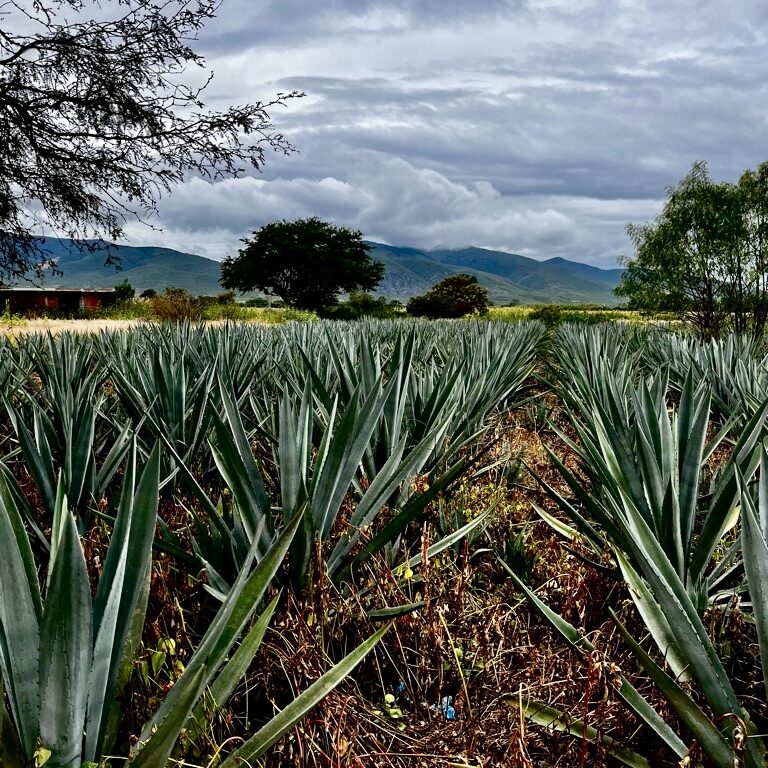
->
[[0, 444, 160, 766], [0, 332, 133, 533], [105, 330, 217, 479], [508, 448, 768, 768], [171, 373, 484, 596], [506, 331, 768, 766], [0, 443, 389, 767], [537, 369, 768, 613]]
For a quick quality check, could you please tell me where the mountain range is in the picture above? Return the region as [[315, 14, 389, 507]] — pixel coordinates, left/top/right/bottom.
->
[[23, 238, 624, 305], [369, 243, 623, 305]]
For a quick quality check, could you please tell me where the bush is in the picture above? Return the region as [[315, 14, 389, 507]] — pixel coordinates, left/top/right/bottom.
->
[[407, 274, 489, 318], [139, 288, 157, 299], [528, 305, 562, 327], [244, 297, 269, 307], [319, 292, 395, 320], [149, 287, 203, 321]]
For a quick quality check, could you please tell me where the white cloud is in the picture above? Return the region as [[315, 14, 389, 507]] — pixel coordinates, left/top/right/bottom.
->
[[121, 0, 768, 268], [127, 156, 663, 268]]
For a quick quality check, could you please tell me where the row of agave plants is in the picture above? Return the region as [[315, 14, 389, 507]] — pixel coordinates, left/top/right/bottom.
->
[[0, 319, 546, 767], [510, 324, 768, 767]]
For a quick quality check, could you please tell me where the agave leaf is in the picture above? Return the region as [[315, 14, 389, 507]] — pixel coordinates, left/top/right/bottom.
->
[[126, 665, 208, 768], [739, 453, 768, 698], [509, 698, 651, 768], [611, 612, 735, 768], [366, 601, 424, 621], [311, 377, 395, 538], [219, 623, 390, 767], [0, 684, 25, 768], [348, 450, 481, 575], [38, 496, 92, 768], [5, 400, 56, 520], [0, 463, 48, 550], [394, 504, 495, 577], [132, 507, 304, 759], [278, 384, 312, 519], [186, 595, 280, 741], [66, 396, 96, 516], [209, 430, 271, 554], [0, 473, 42, 757], [532, 503, 590, 544], [691, 396, 768, 581], [85, 444, 160, 762], [614, 549, 689, 682], [327, 419, 453, 578], [94, 420, 132, 498], [501, 560, 689, 759]]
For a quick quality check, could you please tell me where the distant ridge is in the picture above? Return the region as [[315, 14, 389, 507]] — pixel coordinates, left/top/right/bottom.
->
[[23, 239, 223, 296], [23, 238, 624, 305], [370, 243, 624, 305]]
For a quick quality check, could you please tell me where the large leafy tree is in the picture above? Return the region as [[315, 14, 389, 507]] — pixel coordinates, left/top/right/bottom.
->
[[0, 0, 300, 280], [616, 161, 768, 339], [406, 273, 489, 318], [220, 217, 385, 311]]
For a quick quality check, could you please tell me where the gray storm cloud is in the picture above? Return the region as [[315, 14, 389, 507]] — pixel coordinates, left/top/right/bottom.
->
[[125, 0, 768, 268]]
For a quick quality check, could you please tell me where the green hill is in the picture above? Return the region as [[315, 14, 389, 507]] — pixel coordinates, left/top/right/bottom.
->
[[22, 239, 623, 305], [370, 244, 624, 304], [28, 240, 223, 296]]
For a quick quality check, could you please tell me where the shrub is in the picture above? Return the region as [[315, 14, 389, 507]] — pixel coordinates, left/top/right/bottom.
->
[[150, 287, 203, 321], [528, 305, 562, 326], [320, 292, 394, 320]]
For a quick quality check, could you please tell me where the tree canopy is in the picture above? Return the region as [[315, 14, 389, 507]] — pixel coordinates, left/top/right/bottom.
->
[[406, 273, 489, 318], [0, 0, 300, 280], [220, 218, 385, 312], [617, 161, 768, 338]]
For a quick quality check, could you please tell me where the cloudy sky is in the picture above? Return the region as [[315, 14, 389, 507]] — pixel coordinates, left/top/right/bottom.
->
[[126, 0, 768, 269]]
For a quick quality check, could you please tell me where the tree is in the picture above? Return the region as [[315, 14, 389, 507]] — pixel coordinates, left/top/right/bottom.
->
[[736, 163, 768, 334], [616, 161, 768, 339], [0, 0, 301, 280], [406, 273, 489, 318], [113, 279, 135, 303], [221, 218, 385, 311]]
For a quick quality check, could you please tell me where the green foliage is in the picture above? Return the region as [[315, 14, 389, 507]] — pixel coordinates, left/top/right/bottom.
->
[[139, 288, 157, 299], [3, 333, 131, 532], [618, 160, 768, 338], [145, 322, 544, 592], [528, 305, 562, 326], [0, 0, 299, 281], [113, 280, 135, 303], [0, 446, 161, 766], [221, 217, 385, 312], [406, 274, 489, 318], [319, 292, 396, 320], [0, 444, 388, 766], [149, 287, 203, 322], [508, 323, 768, 767], [528, 304, 614, 326]]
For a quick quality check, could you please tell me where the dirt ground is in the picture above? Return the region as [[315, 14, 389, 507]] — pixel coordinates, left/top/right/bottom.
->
[[0, 318, 146, 335]]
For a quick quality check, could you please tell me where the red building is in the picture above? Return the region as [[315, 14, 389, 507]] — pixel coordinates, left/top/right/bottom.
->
[[0, 289, 117, 315]]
